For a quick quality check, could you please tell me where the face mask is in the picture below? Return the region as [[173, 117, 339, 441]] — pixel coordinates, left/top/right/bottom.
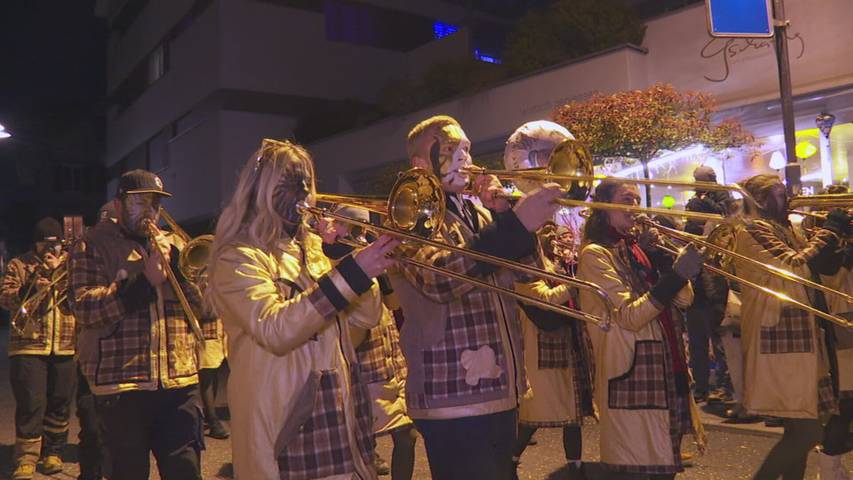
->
[[120, 194, 160, 237], [431, 125, 471, 192], [272, 170, 312, 232]]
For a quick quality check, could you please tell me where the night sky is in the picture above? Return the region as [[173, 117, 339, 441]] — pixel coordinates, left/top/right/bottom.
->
[[0, 0, 105, 135]]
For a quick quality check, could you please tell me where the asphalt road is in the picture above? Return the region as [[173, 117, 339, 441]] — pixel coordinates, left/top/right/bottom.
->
[[0, 324, 849, 479]]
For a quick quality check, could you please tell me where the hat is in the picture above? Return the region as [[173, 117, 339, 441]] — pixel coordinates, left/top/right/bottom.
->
[[116, 169, 171, 198], [33, 217, 62, 242]]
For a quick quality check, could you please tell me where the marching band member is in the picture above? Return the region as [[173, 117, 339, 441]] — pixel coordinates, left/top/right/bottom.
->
[[733, 174, 851, 480], [320, 206, 418, 480], [69, 170, 205, 480], [207, 139, 398, 480], [1, 218, 76, 480], [513, 223, 595, 480], [388, 115, 562, 479], [576, 179, 700, 479]]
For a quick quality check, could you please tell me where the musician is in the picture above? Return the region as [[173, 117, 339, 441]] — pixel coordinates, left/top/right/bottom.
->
[[576, 179, 701, 479], [68, 170, 205, 480], [733, 174, 851, 480], [207, 139, 398, 480], [512, 223, 595, 479], [0, 218, 76, 480], [320, 205, 418, 480], [388, 115, 562, 479]]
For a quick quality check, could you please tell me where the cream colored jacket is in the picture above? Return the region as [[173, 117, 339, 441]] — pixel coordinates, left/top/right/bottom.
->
[[577, 243, 693, 469], [734, 220, 836, 419], [208, 231, 381, 480]]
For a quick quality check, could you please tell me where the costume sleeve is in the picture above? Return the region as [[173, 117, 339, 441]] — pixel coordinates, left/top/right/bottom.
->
[[400, 210, 536, 303], [209, 245, 375, 356], [577, 244, 692, 332], [744, 220, 840, 275], [0, 258, 28, 312], [68, 240, 153, 329]]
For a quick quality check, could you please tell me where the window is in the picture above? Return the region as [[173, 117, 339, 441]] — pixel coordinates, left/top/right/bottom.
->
[[147, 43, 169, 85]]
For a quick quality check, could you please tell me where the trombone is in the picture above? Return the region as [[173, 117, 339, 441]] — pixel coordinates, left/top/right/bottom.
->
[[465, 138, 732, 223], [10, 258, 68, 339], [159, 209, 214, 285], [143, 214, 205, 343], [639, 217, 853, 328], [307, 168, 615, 329]]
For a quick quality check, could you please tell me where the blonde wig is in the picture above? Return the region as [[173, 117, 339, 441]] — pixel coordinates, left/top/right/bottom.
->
[[209, 138, 316, 266]]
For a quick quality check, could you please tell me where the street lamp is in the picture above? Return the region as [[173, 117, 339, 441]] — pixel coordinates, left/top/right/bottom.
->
[[0, 123, 10, 140]]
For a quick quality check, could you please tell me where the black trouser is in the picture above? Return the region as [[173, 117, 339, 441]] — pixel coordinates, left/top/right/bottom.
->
[[686, 307, 730, 395], [823, 397, 853, 456], [199, 363, 227, 427], [76, 365, 107, 480], [753, 417, 823, 480], [514, 423, 582, 462], [414, 409, 517, 480], [9, 354, 76, 462], [95, 385, 204, 480]]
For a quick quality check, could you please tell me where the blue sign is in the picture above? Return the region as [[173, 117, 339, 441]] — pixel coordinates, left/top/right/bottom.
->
[[706, 0, 774, 38]]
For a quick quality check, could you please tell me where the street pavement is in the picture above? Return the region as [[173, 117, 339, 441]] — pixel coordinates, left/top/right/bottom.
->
[[0, 324, 850, 479]]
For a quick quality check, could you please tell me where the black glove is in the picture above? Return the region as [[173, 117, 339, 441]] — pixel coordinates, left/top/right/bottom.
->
[[822, 208, 853, 237]]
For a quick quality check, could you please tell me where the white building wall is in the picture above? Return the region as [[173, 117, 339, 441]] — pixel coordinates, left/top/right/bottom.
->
[[105, 1, 221, 167]]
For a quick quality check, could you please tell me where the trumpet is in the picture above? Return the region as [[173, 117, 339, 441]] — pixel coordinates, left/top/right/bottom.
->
[[307, 168, 616, 329], [639, 217, 853, 328], [142, 218, 204, 343], [465, 138, 732, 223]]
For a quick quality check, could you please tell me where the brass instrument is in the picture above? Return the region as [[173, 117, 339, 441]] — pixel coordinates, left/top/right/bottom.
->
[[789, 193, 853, 210], [10, 257, 68, 339], [307, 168, 616, 329], [465, 138, 735, 223], [639, 217, 853, 328], [142, 217, 205, 343], [159, 209, 214, 285]]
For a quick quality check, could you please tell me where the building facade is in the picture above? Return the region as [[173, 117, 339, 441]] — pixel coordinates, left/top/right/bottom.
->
[[98, 0, 853, 223]]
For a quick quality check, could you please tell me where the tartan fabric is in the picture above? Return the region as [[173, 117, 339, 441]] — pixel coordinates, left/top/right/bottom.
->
[[356, 325, 392, 385], [398, 206, 527, 409], [420, 291, 506, 400], [386, 316, 408, 380], [0, 254, 76, 355], [569, 321, 596, 418], [69, 221, 199, 389], [608, 340, 668, 410], [201, 316, 221, 340], [818, 375, 839, 416], [745, 219, 836, 269], [759, 307, 814, 354], [537, 327, 571, 369], [277, 369, 367, 480], [349, 365, 377, 471]]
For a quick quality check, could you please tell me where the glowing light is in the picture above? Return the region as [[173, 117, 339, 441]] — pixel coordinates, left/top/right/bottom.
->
[[795, 141, 817, 159], [433, 22, 458, 39], [0, 131, 10, 140], [609, 145, 706, 177], [662, 195, 676, 208], [473, 49, 501, 64], [769, 151, 787, 170]]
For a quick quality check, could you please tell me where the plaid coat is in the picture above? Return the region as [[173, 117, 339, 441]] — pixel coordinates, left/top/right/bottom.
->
[[208, 230, 381, 480], [0, 252, 75, 356], [517, 279, 596, 427], [389, 203, 535, 419], [68, 220, 202, 395], [735, 219, 839, 418], [577, 242, 694, 473], [356, 306, 407, 385]]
